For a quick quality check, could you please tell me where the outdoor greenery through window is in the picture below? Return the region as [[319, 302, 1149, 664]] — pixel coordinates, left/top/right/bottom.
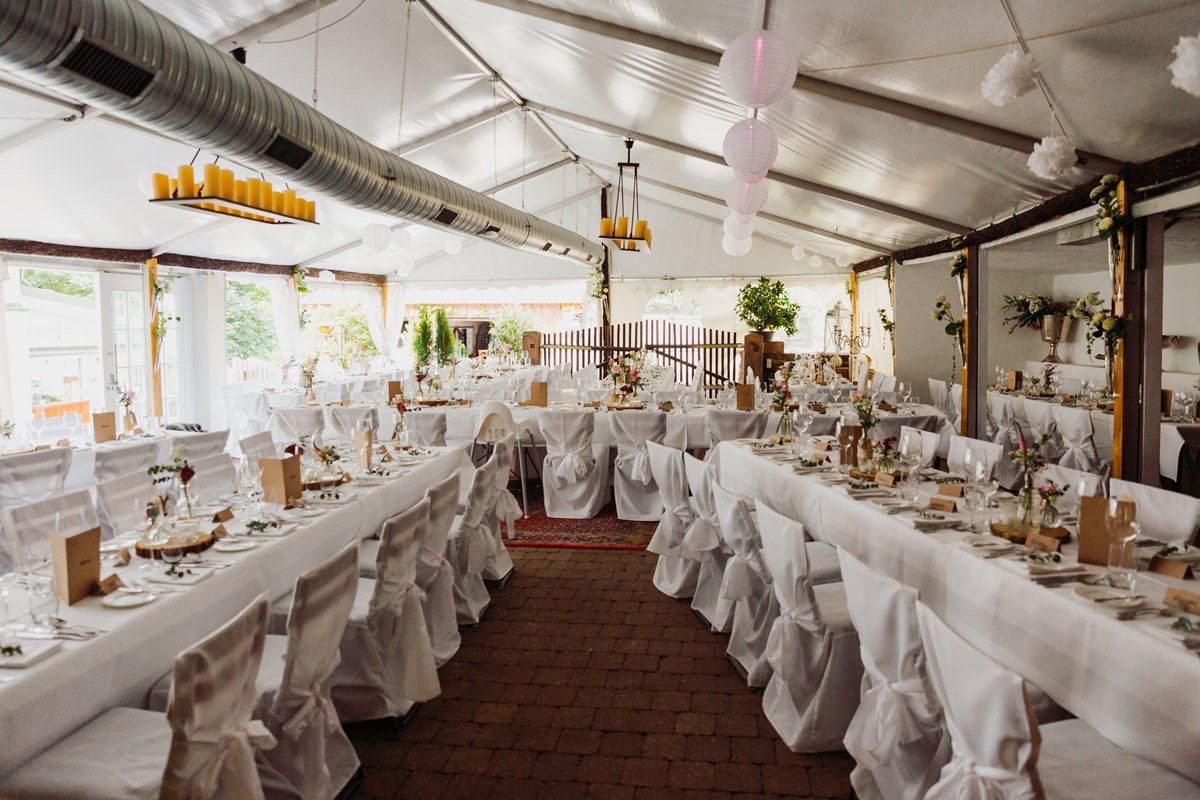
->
[[225, 279, 279, 383], [642, 288, 702, 326]]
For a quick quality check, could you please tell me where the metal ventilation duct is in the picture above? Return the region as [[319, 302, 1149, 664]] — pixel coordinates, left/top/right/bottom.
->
[[0, 0, 605, 267]]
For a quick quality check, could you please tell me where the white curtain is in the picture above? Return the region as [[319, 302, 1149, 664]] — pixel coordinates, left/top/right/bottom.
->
[[357, 284, 386, 357], [264, 275, 301, 363], [857, 274, 893, 374], [384, 281, 407, 361]]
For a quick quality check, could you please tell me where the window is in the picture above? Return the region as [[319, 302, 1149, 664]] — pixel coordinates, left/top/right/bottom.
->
[[225, 278, 279, 383], [301, 289, 378, 376], [641, 288, 702, 327], [782, 286, 829, 354]]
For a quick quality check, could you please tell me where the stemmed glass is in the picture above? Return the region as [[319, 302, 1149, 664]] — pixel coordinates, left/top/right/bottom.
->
[[62, 412, 82, 444], [898, 429, 924, 501], [29, 413, 46, 444], [897, 382, 911, 406], [1105, 497, 1139, 589], [793, 404, 814, 453]]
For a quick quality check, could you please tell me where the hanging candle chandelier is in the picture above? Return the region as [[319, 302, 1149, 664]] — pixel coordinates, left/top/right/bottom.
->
[[147, 162, 318, 226], [598, 138, 652, 253]]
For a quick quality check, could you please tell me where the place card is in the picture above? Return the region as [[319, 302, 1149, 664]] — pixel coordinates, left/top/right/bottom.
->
[[735, 384, 755, 411], [211, 524, 228, 539], [260, 454, 302, 506], [809, 403, 827, 414], [529, 381, 549, 407], [878, 401, 897, 413], [50, 526, 101, 605], [1006, 370, 1023, 391], [875, 472, 896, 487], [1164, 587, 1200, 614], [938, 484, 964, 498], [211, 507, 234, 523], [1150, 555, 1195, 580], [355, 428, 374, 471], [658, 401, 673, 412], [813, 440, 830, 452], [55, 438, 71, 447], [96, 573, 125, 595], [388, 380, 404, 404], [928, 496, 958, 513], [93, 412, 116, 444], [1025, 532, 1063, 553], [116, 547, 132, 566], [1077, 496, 1134, 567]]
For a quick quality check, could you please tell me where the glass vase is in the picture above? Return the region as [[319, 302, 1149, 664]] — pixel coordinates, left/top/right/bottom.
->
[[1016, 485, 1038, 532], [1039, 500, 1060, 529]]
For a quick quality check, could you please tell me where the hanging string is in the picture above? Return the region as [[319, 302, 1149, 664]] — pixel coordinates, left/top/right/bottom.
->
[[311, 0, 321, 106], [395, 1, 413, 153], [520, 108, 528, 212], [999, 0, 1071, 138], [491, 80, 499, 189]]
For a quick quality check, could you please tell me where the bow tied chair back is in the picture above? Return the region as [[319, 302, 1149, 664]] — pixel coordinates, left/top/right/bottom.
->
[[170, 429, 230, 461], [1022, 398, 1065, 463], [711, 482, 779, 687], [481, 437, 517, 584], [645, 441, 700, 599], [95, 472, 158, 540], [0, 447, 73, 510], [838, 550, 949, 800], [610, 410, 668, 521], [1051, 405, 1103, 476], [986, 393, 1024, 489], [232, 393, 272, 444], [682, 453, 735, 633], [704, 409, 768, 454], [538, 410, 610, 519], [420, 474, 464, 666], [927, 379, 955, 426], [449, 459, 497, 626], [92, 440, 160, 484]]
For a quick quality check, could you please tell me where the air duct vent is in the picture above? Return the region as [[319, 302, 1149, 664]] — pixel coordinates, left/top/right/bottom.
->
[[478, 224, 501, 238], [263, 133, 312, 170], [560, 247, 570, 256], [60, 37, 154, 99], [434, 207, 459, 226], [541, 242, 553, 251]]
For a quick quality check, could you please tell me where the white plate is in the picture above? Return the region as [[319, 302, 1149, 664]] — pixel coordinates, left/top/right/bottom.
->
[[872, 498, 914, 511], [1074, 585, 1143, 609], [102, 592, 158, 608], [961, 534, 1012, 552], [288, 508, 325, 519], [213, 540, 259, 553]]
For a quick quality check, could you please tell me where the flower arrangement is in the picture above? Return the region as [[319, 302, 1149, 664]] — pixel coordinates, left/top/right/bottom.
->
[[292, 266, 310, 294], [316, 444, 341, 469], [1042, 361, 1059, 389], [735, 277, 801, 335], [0, 420, 12, 440], [610, 349, 647, 398], [931, 294, 965, 377], [1038, 480, 1063, 506], [850, 391, 878, 434], [875, 435, 898, 472], [148, 446, 195, 518], [772, 362, 793, 408], [1011, 429, 1052, 529], [299, 354, 318, 389], [1069, 291, 1129, 361], [283, 435, 310, 458], [949, 251, 968, 280], [587, 263, 609, 305], [1091, 174, 1130, 256], [107, 375, 136, 411], [998, 292, 1074, 334]]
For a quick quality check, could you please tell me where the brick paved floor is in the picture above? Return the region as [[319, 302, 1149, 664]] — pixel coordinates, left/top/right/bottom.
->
[[349, 547, 854, 799]]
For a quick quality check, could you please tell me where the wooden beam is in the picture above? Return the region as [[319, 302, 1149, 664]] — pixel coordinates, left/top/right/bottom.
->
[[154, 253, 385, 284], [0, 238, 150, 263], [963, 245, 982, 439], [1128, 213, 1164, 483]]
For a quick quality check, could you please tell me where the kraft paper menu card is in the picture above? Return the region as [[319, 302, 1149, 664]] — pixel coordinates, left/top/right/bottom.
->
[[529, 381, 549, 407], [1077, 496, 1135, 567], [93, 412, 116, 444], [1006, 370, 1023, 391], [261, 454, 302, 506], [735, 384, 755, 411], [50, 526, 101, 605], [355, 428, 374, 471], [388, 380, 404, 403]]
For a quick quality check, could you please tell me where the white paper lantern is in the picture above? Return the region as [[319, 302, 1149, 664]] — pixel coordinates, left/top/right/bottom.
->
[[362, 223, 392, 252], [725, 179, 768, 215], [808, 254, 823, 268], [393, 261, 414, 278], [722, 234, 753, 257], [790, 244, 806, 261], [722, 119, 778, 182], [980, 50, 1038, 107], [391, 227, 412, 248], [835, 253, 851, 268], [723, 213, 755, 240], [1169, 33, 1200, 97], [719, 29, 798, 108], [317, 269, 336, 282], [1027, 135, 1076, 180], [443, 238, 463, 255]]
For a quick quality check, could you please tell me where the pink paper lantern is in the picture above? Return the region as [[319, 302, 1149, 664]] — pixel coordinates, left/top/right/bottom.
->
[[722, 234, 753, 257], [723, 119, 778, 182], [725, 179, 768, 215], [719, 29, 798, 108], [723, 213, 755, 240]]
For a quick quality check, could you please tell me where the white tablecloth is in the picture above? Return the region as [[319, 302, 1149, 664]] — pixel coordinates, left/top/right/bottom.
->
[[711, 441, 1200, 782], [0, 447, 471, 775]]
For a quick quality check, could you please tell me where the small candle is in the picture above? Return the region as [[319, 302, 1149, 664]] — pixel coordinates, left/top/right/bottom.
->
[[247, 177, 261, 209], [169, 178, 178, 197], [304, 199, 316, 222], [177, 165, 195, 197], [260, 181, 273, 210], [272, 191, 285, 214], [633, 219, 648, 240], [202, 163, 219, 197], [599, 217, 614, 237], [151, 173, 170, 199], [615, 216, 629, 238], [645, 228, 653, 250], [219, 169, 235, 200], [234, 180, 248, 208], [283, 188, 297, 218]]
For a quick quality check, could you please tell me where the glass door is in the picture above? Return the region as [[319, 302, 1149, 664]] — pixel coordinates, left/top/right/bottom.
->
[[99, 272, 149, 423]]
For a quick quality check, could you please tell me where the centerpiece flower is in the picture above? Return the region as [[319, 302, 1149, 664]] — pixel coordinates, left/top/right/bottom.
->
[[1038, 480, 1064, 527], [148, 446, 196, 519], [1010, 429, 1051, 531], [931, 294, 965, 380], [609, 349, 647, 402], [772, 362, 794, 409], [299, 355, 318, 399], [0, 420, 12, 440], [107, 374, 138, 431]]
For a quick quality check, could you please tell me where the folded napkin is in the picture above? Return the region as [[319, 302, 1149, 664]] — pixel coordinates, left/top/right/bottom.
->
[[144, 566, 215, 586], [0, 639, 62, 669], [847, 488, 893, 499]]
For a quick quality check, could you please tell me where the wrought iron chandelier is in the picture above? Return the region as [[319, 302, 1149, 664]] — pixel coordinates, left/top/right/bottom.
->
[[598, 138, 652, 253]]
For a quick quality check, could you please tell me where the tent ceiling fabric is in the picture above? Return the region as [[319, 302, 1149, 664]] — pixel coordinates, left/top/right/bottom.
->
[[0, 0, 1197, 277]]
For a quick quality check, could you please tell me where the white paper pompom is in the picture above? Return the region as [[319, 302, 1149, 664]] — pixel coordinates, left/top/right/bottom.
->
[[1027, 135, 1076, 180], [1169, 33, 1200, 97], [722, 234, 753, 257], [790, 244, 806, 261], [835, 253, 851, 268], [981, 50, 1038, 107]]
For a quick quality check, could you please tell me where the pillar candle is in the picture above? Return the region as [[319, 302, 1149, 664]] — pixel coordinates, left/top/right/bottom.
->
[[202, 164, 219, 197], [283, 188, 297, 218], [219, 169, 235, 200], [615, 216, 629, 238], [260, 181, 273, 210], [303, 199, 316, 222], [169, 178, 178, 198], [599, 217, 614, 237], [151, 173, 170, 199], [177, 165, 195, 197], [272, 191, 285, 214], [234, 180, 248, 209], [645, 228, 653, 250], [633, 219, 648, 240], [247, 177, 261, 209]]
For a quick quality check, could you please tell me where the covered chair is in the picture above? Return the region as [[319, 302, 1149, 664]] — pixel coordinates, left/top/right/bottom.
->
[[682, 454, 735, 633], [481, 436, 517, 583], [472, 400, 537, 514], [927, 379, 955, 425], [946, 436, 1003, 480], [1022, 398, 1065, 463], [407, 411, 448, 447], [712, 483, 778, 688], [539, 410, 610, 519], [704, 409, 768, 452], [1109, 477, 1200, 546], [0, 594, 275, 800], [448, 459, 497, 625], [986, 393, 1024, 489], [273, 408, 326, 444], [1038, 463, 1103, 513], [240, 431, 279, 461], [645, 441, 700, 599], [2, 490, 99, 566], [755, 502, 863, 753], [170, 429, 230, 460], [899, 425, 939, 469], [95, 472, 158, 540], [315, 383, 349, 404], [915, 603, 1198, 799], [232, 392, 272, 442], [188, 453, 237, 506], [326, 406, 377, 448], [92, 440, 160, 484], [1052, 405, 1103, 475], [0, 447, 72, 509], [839, 551, 949, 800], [610, 410, 667, 521]]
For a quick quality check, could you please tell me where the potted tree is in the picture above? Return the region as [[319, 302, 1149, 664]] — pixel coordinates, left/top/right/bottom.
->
[[735, 277, 801, 341]]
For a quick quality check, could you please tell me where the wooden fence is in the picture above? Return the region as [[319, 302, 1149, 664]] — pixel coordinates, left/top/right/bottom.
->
[[524, 321, 744, 395]]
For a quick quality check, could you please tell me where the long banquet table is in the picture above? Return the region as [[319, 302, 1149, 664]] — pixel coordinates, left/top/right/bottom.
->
[[0, 447, 472, 775], [710, 440, 1200, 782]]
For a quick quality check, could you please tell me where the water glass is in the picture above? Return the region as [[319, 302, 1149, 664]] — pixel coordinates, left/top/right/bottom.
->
[[1107, 538, 1138, 590]]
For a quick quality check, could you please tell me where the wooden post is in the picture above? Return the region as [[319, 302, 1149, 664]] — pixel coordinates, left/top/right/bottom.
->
[[961, 245, 980, 438], [742, 333, 764, 386], [599, 187, 612, 329], [146, 258, 163, 418], [848, 272, 859, 379], [522, 331, 542, 365], [1111, 180, 1131, 480], [1124, 212, 1164, 483]]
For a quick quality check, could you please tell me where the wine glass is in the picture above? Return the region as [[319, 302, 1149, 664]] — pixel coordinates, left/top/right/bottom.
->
[[29, 413, 46, 444], [1105, 497, 1139, 589], [963, 483, 987, 533], [793, 404, 814, 452], [160, 534, 185, 577], [898, 382, 911, 406], [62, 412, 81, 444]]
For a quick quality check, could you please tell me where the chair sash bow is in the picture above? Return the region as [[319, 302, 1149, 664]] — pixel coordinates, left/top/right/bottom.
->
[[845, 669, 940, 769], [185, 721, 277, 799], [925, 752, 1033, 800], [615, 447, 653, 484]]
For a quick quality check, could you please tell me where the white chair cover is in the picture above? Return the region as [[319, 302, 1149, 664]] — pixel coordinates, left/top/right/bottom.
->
[[610, 410, 667, 521], [539, 410, 610, 519], [756, 502, 863, 752], [315, 383, 349, 404], [189, 454, 238, 506], [233, 393, 272, 441], [946, 436, 1003, 480], [419, 475, 463, 665], [646, 441, 700, 599], [900, 425, 940, 469], [1038, 463, 1102, 511], [950, 384, 963, 422], [326, 406, 378, 445], [1022, 398, 1065, 462], [171, 429, 230, 461], [240, 432, 278, 461], [3, 489, 99, 562], [987, 394, 1024, 489], [704, 409, 768, 451], [1053, 405, 1102, 475], [683, 454, 735, 633], [93, 440, 159, 484], [712, 483, 778, 688], [1109, 477, 1200, 547], [839, 551, 949, 800], [273, 408, 326, 444], [256, 543, 361, 800], [878, 374, 898, 393], [448, 459, 496, 625], [95, 472, 157, 540], [407, 411, 447, 447], [481, 437, 516, 582], [0, 447, 72, 508], [927, 379, 955, 425]]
